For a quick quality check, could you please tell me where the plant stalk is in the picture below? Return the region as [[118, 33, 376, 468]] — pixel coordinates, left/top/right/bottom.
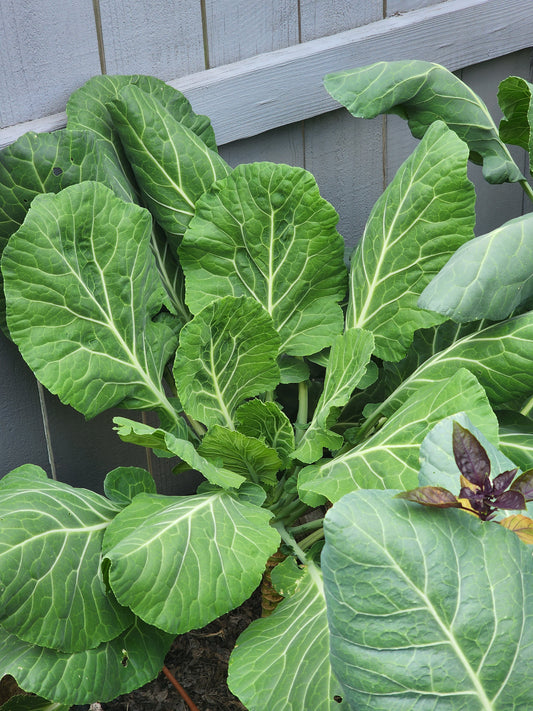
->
[[519, 179, 533, 205]]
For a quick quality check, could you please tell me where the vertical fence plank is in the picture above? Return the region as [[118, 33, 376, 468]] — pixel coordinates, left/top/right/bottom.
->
[[98, 0, 205, 78], [0, 334, 50, 476], [204, 0, 299, 67], [300, 1, 384, 254], [387, 0, 444, 14], [0, 0, 101, 127]]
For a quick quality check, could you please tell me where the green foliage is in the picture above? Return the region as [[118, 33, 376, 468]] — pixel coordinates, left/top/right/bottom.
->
[[1, 61, 533, 709]]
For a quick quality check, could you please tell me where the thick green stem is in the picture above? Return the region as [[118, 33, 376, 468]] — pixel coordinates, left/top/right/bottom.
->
[[299, 527, 325, 551], [288, 517, 324, 537], [520, 179, 533, 205], [274, 521, 310, 564]]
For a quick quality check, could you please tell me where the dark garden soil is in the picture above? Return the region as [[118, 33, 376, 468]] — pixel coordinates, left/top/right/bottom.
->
[[98, 590, 261, 711]]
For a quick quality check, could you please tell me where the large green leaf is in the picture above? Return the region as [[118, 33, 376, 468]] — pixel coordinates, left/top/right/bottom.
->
[[322, 490, 533, 710], [174, 296, 281, 428], [103, 486, 280, 634], [109, 84, 230, 248], [345, 121, 474, 361], [0, 129, 110, 334], [198, 425, 281, 488], [2, 182, 180, 421], [228, 559, 344, 711], [0, 466, 131, 652], [419, 214, 533, 322], [325, 60, 523, 184], [179, 161, 347, 355], [235, 399, 295, 468], [113, 417, 246, 489], [298, 369, 495, 504], [294, 328, 374, 463], [497, 411, 533, 471], [378, 310, 533, 416], [0, 618, 173, 706], [498, 76, 533, 155]]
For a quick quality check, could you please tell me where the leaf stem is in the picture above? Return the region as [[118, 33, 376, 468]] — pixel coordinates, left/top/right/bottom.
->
[[298, 527, 325, 550], [288, 517, 324, 537], [521, 394, 533, 417], [274, 521, 310, 565], [519, 179, 533, 205], [295, 378, 309, 445]]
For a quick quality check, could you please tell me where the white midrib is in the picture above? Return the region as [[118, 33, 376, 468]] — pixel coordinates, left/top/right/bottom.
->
[[379, 540, 495, 710], [209, 338, 234, 429]]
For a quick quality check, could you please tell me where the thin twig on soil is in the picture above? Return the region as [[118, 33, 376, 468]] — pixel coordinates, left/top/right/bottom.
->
[[162, 665, 201, 711]]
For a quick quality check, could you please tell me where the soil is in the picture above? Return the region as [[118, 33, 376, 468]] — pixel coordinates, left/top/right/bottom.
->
[[95, 590, 260, 711]]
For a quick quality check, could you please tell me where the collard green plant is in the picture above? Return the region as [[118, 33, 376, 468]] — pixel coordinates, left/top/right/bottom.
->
[[1, 60, 533, 709]]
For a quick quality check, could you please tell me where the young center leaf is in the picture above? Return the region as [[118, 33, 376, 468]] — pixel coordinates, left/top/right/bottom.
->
[[179, 161, 348, 355], [0, 467, 132, 653], [2, 182, 180, 421], [298, 368, 494, 505], [173, 296, 281, 429], [0, 618, 173, 706], [325, 60, 523, 183], [419, 213, 533, 322], [228, 559, 345, 711], [235, 399, 295, 468], [103, 486, 280, 634], [345, 121, 475, 361], [293, 328, 375, 463], [322, 490, 533, 710]]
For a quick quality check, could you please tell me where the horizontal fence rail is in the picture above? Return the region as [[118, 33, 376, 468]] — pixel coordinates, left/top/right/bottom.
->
[[1, 0, 532, 149]]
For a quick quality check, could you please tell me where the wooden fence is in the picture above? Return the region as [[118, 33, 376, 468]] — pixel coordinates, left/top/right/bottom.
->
[[1, 0, 532, 492]]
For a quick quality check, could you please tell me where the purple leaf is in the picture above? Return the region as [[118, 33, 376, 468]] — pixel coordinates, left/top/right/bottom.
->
[[493, 490, 526, 511], [492, 469, 518, 495], [510, 469, 533, 501], [396, 487, 460, 508], [452, 421, 491, 487]]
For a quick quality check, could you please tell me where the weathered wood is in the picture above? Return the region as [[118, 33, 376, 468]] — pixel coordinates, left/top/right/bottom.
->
[[0, 333, 50, 476], [299, 0, 382, 38], [388, 0, 445, 14], [300, 0, 384, 254], [204, 0, 299, 67], [2, 0, 530, 149], [172, 0, 533, 145], [0, 0, 101, 128], [220, 122, 305, 168], [97, 0, 205, 78]]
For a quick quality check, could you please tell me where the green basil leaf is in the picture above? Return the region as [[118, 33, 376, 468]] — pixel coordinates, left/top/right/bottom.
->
[[2, 182, 179, 421], [103, 487, 280, 634], [298, 369, 494, 504], [294, 328, 374, 463], [322, 490, 533, 709], [179, 162, 347, 355], [174, 296, 281, 428], [325, 60, 523, 183], [419, 213, 533, 322], [228, 561, 344, 711], [346, 121, 475, 361], [0, 467, 131, 652], [0, 619, 173, 706]]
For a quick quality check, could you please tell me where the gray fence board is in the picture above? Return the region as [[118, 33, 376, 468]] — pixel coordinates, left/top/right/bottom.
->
[[204, 0, 299, 67], [0, 334, 50, 475], [0, 0, 101, 128], [388, 0, 445, 14], [172, 0, 533, 147], [98, 0, 205, 78], [299, 0, 382, 37]]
